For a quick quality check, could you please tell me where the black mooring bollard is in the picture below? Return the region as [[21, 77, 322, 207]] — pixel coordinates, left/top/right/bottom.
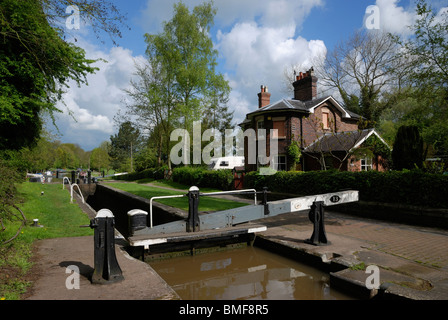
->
[[187, 186, 200, 232], [306, 201, 330, 246], [89, 209, 124, 284], [262, 187, 269, 215], [127, 209, 148, 237]]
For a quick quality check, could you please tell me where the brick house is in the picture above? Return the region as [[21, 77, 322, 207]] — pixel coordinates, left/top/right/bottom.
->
[[239, 67, 390, 172]]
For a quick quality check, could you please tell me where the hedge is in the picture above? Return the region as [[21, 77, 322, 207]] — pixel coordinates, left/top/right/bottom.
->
[[171, 167, 234, 191], [114, 166, 234, 191], [114, 166, 169, 181], [244, 170, 448, 209]]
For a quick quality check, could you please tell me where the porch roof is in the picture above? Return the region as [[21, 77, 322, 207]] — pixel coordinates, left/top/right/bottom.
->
[[303, 129, 390, 153]]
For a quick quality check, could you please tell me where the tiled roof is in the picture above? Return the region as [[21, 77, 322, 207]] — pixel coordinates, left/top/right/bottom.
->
[[246, 95, 360, 120], [303, 129, 388, 153]]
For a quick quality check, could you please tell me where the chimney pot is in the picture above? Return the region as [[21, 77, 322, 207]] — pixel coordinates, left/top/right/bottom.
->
[[292, 67, 317, 101], [258, 84, 271, 108]]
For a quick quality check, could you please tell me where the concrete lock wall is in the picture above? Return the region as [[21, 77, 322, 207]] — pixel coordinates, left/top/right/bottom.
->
[[85, 184, 185, 238]]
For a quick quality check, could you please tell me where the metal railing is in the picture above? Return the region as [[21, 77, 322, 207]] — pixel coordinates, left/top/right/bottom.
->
[[62, 177, 71, 189], [200, 189, 258, 205], [148, 188, 258, 229], [71, 183, 85, 204], [149, 194, 186, 228]]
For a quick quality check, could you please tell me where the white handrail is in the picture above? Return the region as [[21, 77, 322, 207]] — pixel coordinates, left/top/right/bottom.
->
[[62, 177, 71, 189], [149, 194, 186, 228], [71, 183, 85, 204], [200, 189, 258, 205], [148, 188, 257, 229]]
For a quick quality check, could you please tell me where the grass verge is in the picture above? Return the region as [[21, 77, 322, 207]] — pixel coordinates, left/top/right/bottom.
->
[[0, 182, 93, 300], [106, 182, 248, 212]]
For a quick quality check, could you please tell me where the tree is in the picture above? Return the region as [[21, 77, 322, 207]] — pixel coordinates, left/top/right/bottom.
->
[[390, 0, 448, 157], [90, 141, 111, 172], [315, 29, 401, 126], [123, 61, 178, 167], [392, 125, 424, 170], [397, 0, 448, 93], [0, 0, 127, 151], [0, 159, 26, 244], [125, 1, 232, 169], [109, 121, 142, 171], [41, 0, 128, 46], [143, 1, 231, 132], [0, 0, 96, 150], [0, 0, 126, 244]]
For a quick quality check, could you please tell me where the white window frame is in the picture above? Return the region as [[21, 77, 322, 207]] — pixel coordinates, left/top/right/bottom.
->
[[361, 157, 373, 171], [275, 155, 287, 171]]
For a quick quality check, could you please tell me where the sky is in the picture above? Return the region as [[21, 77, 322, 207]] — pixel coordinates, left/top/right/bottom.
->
[[47, 0, 444, 151]]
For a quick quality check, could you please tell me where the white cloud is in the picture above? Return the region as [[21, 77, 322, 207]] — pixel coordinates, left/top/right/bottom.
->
[[51, 40, 146, 150], [139, 0, 323, 33], [374, 0, 415, 36], [138, 0, 325, 126], [217, 21, 326, 124]]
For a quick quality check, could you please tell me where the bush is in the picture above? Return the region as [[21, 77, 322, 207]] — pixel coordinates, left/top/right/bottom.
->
[[114, 165, 169, 181], [244, 169, 448, 208], [172, 167, 234, 190]]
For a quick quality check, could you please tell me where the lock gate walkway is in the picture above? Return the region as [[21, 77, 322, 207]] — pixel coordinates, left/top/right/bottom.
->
[[23, 187, 448, 300]]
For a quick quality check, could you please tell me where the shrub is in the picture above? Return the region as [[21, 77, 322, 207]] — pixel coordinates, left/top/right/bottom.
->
[[172, 167, 234, 190], [114, 165, 169, 181], [244, 169, 448, 208]]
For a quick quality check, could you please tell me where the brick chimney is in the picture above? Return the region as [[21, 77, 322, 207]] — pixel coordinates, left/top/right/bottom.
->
[[258, 85, 271, 108], [292, 67, 317, 101]]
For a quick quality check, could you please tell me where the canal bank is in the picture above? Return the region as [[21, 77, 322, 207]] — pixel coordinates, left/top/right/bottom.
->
[[24, 185, 448, 301]]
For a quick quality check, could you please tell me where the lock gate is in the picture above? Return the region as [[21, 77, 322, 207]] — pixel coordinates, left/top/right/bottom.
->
[[126, 187, 359, 251]]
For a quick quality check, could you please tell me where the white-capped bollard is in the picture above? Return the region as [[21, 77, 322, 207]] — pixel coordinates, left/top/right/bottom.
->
[[89, 209, 124, 284], [127, 209, 149, 237]]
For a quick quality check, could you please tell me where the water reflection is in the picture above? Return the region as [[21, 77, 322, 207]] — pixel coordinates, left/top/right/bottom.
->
[[149, 247, 353, 300]]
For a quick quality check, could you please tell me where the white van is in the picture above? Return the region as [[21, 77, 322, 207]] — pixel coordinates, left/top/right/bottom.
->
[[208, 157, 245, 170]]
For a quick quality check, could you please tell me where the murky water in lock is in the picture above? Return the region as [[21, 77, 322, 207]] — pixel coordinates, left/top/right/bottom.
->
[[149, 246, 354, 300]]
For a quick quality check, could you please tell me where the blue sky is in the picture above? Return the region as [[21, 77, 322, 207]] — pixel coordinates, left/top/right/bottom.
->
[[50, 0, 430, 151]]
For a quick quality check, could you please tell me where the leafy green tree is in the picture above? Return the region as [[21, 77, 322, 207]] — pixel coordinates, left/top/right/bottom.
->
[[0, 159, 26, 244], [109, 121, 142, 171], [0, 0, 99, 150], [54, 144, 77, 169], [384, 0, 448, 157], [392, 125, 424, 170], [134, 145, 158, 172], [90, 141, 111, 172], [123, 61, 179, 168], [144, 1, 231, 131], [125, 1, 232, 169]]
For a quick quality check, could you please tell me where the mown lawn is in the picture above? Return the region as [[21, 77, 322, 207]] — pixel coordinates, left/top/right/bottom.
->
[[106, 182, 248, 212], [0, 182, 93, 300]]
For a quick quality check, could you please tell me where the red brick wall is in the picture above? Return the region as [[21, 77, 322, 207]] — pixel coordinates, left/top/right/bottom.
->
[[300, 103, 358, 148], [242, 101, 361, 172]]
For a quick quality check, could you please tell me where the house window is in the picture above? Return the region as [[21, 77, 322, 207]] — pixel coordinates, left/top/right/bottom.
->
[[257, 119, 265, 140], [361, 158, 373, 171], [272, 120, 286, 139], [321, 107, 330, 130], [275, 155, 287, 171]]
